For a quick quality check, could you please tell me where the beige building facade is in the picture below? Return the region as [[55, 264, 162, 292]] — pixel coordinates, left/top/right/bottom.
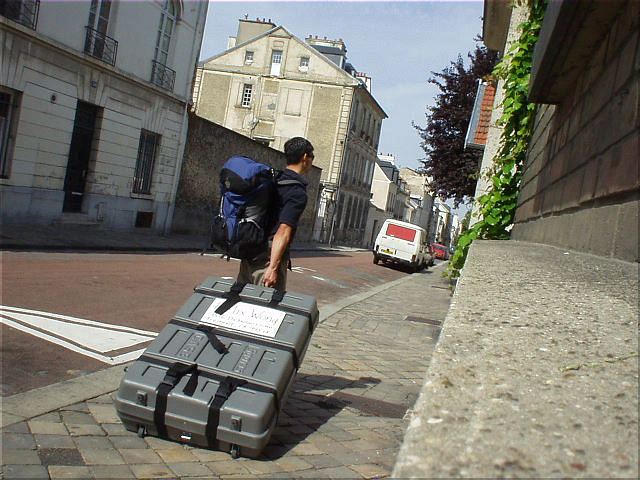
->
[[1, 0, 207, 233], [193, 19, 386, 246]]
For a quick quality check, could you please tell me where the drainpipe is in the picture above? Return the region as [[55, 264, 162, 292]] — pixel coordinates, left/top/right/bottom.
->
[[163, 0, 208, 235]]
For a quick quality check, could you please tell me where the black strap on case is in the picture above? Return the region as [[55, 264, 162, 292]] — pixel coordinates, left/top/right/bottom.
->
[[154, 362, 198, 437], [196, 325, 229, 354], [214, 282, 246, 315], [205, 376, 247, 448]]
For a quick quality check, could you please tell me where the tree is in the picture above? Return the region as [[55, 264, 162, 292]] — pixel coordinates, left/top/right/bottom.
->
[[415, 44, 498, 206]]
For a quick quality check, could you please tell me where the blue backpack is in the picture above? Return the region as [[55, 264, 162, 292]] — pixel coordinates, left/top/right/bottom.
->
[[208, 155, 300, 260]]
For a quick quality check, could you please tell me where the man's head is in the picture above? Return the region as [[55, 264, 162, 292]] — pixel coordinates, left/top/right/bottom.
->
[[284, 137, 314, 174]]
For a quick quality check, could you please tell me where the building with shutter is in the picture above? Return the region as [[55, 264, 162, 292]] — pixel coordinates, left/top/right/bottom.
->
[[193, 18, 387, 246], [1, 0, 207, 232]]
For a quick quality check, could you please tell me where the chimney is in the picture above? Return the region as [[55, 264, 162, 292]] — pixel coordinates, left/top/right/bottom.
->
[[236, 17, 277, 45]]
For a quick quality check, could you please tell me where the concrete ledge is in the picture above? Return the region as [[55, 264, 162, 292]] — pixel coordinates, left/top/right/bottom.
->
[[393, 240, 638, 478]]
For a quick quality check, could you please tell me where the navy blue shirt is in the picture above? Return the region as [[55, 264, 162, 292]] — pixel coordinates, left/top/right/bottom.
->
[[270, 168, 308, 237]]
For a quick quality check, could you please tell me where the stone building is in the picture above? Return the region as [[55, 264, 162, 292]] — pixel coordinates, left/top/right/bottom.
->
[[173, 113, 322, 243], [192, 18, 387, 246], [482, 0, 639, 262], [1, 0, 207, 233], [399, 166, 434, 235]]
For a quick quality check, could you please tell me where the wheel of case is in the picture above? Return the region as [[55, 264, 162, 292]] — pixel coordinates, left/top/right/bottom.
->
[[230, 444, 240, 459], [137, 426, 146, 438]]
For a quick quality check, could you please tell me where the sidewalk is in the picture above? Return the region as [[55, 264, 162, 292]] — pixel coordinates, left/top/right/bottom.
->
[[1, 265, 452, 479], [0, 222, 366, 253]]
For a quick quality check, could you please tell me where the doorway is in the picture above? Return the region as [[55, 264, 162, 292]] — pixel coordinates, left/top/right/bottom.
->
[[63, 101, 99, 212]]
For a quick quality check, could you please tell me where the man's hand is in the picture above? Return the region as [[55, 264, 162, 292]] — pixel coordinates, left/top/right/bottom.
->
[[263, 265, 278, 288]]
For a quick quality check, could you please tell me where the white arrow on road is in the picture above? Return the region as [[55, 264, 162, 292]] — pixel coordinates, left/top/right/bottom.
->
[[0, 305, 157, 365]]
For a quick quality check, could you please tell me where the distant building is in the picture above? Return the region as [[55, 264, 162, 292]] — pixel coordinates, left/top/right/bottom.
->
[[1, 0, 208, 232], [399, 166, 434, 235], [192, 19, 387, 245]]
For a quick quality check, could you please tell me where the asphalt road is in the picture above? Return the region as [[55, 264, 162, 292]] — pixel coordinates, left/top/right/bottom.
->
[[1, 249, 415, 396]]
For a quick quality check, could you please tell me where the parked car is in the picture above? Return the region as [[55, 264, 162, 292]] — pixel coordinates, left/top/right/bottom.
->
[[430, 243, 449, 260], [373, 219, 432, 272]]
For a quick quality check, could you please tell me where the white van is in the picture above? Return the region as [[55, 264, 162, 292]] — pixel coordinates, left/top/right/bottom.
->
[[373, 219, 431, 271]]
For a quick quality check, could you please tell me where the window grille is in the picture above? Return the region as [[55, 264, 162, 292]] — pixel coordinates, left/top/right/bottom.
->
[[0, 0, 39, 29], [133, 130, 160, 194]]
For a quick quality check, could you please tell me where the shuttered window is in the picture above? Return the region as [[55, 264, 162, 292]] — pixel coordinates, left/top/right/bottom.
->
[[133, 130, 160, 194]]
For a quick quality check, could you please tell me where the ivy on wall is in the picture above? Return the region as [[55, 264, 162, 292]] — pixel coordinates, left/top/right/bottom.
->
[[447, 0, 546, 279]]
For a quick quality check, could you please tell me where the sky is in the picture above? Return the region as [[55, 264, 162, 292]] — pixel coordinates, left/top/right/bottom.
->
[[200, 0, 485, 213]]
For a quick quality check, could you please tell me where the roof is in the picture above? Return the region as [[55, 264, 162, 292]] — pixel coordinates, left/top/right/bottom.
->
[[464, 81, 496, 150]]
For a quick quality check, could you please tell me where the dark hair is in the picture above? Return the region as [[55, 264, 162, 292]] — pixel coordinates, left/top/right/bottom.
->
[[284, 137, 314, 165]]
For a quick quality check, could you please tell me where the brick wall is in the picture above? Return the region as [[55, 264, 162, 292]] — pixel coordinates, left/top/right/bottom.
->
[[513, 8, 639, 262], [172, 113, 321, 242]]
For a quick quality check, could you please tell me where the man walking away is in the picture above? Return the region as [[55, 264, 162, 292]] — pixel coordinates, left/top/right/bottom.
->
[[237, 137, 314, 291]]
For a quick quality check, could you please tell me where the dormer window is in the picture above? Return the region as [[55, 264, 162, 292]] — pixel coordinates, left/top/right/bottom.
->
[[299, 56, 309, 72], [244, 51, 254, 64]]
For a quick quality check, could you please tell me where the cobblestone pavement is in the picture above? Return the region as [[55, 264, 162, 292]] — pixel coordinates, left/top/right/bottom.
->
[[1, 267, 451, 479]]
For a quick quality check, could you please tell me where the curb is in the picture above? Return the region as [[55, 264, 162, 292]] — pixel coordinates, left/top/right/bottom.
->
[[0, 263, 447, 427]]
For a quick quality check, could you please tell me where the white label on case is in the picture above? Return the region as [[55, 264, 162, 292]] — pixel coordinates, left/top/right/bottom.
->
[[199, 298, 286, 338]]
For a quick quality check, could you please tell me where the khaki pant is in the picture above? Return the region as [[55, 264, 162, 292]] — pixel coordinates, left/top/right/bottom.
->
[[237, 249, 290, 292]]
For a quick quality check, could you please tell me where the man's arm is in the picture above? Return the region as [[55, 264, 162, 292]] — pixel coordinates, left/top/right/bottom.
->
[[263, 222, 294, 288]]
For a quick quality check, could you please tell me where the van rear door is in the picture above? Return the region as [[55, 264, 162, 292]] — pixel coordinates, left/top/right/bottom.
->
[[379, 223, 418, 261]]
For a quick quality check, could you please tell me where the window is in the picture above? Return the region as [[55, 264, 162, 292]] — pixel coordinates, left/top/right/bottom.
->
[[85, 0, 117, 65], [88, 0, 111, 37], [299, 56, 309, 71], [133, 130, 160, 194], [244, 50, 254, 64], [0, 0, 40, 29], [155, 0, 176, 66], [0, 90, 20, 178], [270, 49, 282, 76], [241, 84, 253, 107]]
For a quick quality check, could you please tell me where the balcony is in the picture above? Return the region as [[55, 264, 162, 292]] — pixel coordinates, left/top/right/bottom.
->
[[151, 60, 175, 92], [84, 26, 118, 66], [0, 0, 40, 30]]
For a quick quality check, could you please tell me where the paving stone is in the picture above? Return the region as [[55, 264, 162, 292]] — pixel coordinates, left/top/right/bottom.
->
[[273, 456, 314, 472], [348, 463, 391, 478], [1, 464, 49, 479], [90, 465, 136, 479], [1, 422, 30, 434], [2, 433, 36, 449], [48, 465, 92, 479], [60, 403, 90, 413], [190, 448, 232, 462], [167, 462, 213, 477], [73, 435, 113, 450], [90, 394, 114, 404], [284, 442, 325, 456], [118, 448, 163, 464], [206, 460, 251, 475], [67, 424, 105, 436], [32, 412, 61, 423], [103, 423, 133, 436], [240, 458, 285, 474], [301, 453, 344, 469], [109, 435, 149, 450], [1, 449, 41, 464], [61, 411, 97, 425], [129, 463, 175, 478], [144, 436, 180, 449], [323, 429, 360, 441], [38, 448, 85, 467], [79, 447, 124, 465], [154, 447, 198, 463], [87, 403, 120, 424], [34, 434, 75, 449]]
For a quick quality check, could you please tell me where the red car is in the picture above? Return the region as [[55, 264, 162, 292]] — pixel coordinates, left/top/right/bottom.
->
[[430, 243, 449, 260]]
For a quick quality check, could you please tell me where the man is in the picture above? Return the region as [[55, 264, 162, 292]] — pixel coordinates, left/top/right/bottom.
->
[[237, 137, 314, 291]]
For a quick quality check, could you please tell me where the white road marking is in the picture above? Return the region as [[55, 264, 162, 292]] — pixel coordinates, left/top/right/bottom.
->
[[291, 266, 316, 273], [0, 305, 157, 365]]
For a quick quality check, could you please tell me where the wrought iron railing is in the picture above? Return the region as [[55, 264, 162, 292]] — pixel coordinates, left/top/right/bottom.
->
[[0, 0, 40, 30], [151, 60, 176, 92], [84, 26, 118, 66]]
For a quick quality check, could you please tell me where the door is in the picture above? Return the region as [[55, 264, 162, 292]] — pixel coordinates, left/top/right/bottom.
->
[[270, 50, 282, 76], [63, 101, 98, 212]]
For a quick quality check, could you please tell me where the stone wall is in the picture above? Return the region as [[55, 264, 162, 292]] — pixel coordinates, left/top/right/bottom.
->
[[172, 113, 321, 242], [513, 6, 639, 262]]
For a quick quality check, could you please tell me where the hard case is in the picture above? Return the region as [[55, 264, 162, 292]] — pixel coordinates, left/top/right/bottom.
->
[[114, 277, 319, 458]]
